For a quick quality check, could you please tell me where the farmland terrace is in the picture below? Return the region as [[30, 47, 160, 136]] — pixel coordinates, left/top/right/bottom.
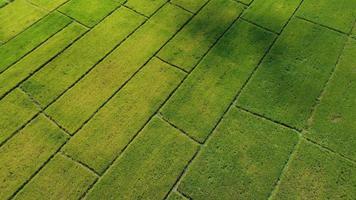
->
[[0, 0, 356, 199]]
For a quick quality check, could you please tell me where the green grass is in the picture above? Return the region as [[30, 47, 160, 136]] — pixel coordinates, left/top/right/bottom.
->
[[21, 7, 144, 106], [161, 20, 275, 142], [167, 191, 188, 200], [27, 0, 69, 11], [158, 0, 245, 71], [170, 0, 208, 12], [0, 115, 68, 199], [46, 4, 190, 133], [271, 140, 356, 199], [14, 154, 97, 200], [125, 0, 166, 16], [0, 12, 71, 73], [297, 0, 356, 33], [0, 0, 46, 42], [0, 22, 87, 98], [86, 116, 198, 199], [58, 0, 124, 27], [242, 0, 302, 33], [179, 108, 298, 199], [0, 89, 39, 144], [1, 0, 356, 199], [237, 18, 347, 129], [62, 58, 185, 173], [306, 39, 356, 160]]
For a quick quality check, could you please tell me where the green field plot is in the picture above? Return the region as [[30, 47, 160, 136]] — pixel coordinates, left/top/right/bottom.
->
[[62, 58, 185, 174], [14, 154, 97, 200], [0, 12, 71, 73], [0, 89, 39, 144], [306, 39, 356, 160], [125, 0, 166, 16], [28, 0, 70, 11], [58, 0, 124, 27], [21, 7, 144, 106], [297, 0, 356, 33], [0, 0, 355, 199], [178, 108, 298, 199], [161, 19, 275, 142], [237, 18, 346, 129], [0, 0, 46, 42], [158, 0, 245, 71], [0, 22, 87, 98], [271, 140, 356, 199], [0, 115, 68, 199], [86, 116, 198, 199], [170, 0, 208, 12], [242, 0, 302, 33], [46, 4, 190, 133]]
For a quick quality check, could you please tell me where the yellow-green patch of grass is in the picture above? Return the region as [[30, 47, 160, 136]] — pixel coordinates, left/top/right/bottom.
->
[[161, 20, 276, 142], [170, 0, 208, 13], [85, 116, 198, 199], [271, 140, 356, 199], [46, 3, 190, 133], [21, 7, 145, 106], [237, 18, 346, 129], [63, 58, 185, 174], [14, 154, 97, 200], [125, 0, 166, 16], [59, 0, 124, 27], [0, 115, 68, 199], [0, 12, 71, 73], [242, 0, 302, 33], [0, 22, 87, 98], [158, 0, 245, 71], [0, 0, 46, 42], [0, 89, 39, 144], [28, 0, 69, 11]]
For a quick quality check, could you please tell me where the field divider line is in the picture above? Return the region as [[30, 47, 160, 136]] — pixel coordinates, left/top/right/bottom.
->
[[157, 113, 202, 144], [121, 4, 149, 18], [237, 105, 356, 171], [60, 152, 101, 177], [155, 56, 189, 73], [240, 17, 280, 35], [236, 106, 301, 132], [24, 0, 70, 12], [303, 137, 356, 165], [295, 16, 350, 36], [305, 33, 352, 131], [267, 138, 301, 199], [54, 10, 91, 29], [54, 0, 130, 29], [168, 0, 194, 14]]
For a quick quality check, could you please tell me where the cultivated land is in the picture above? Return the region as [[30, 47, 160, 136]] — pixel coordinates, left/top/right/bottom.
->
[[0, 0, 356, 199]]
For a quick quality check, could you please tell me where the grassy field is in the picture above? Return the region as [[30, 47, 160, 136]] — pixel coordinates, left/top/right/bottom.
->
[[0, 0, 356, 199]]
